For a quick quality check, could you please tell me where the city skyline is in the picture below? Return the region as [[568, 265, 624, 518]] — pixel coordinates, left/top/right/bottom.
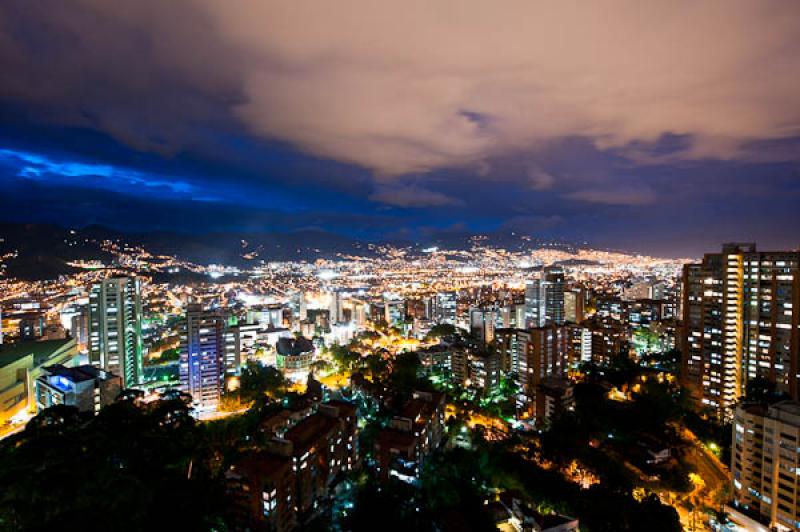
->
[[2, 2, 800, 256], [2, 3, 800, 531]]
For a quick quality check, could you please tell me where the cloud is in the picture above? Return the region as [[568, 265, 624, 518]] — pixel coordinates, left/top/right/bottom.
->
[[0, 147, 205, 198], [369, 183, 463, 207], [527, 165, 556, 190], [2, 0, 800, 182], [203, 1, 800, 175], [565, 185, 657, 206]]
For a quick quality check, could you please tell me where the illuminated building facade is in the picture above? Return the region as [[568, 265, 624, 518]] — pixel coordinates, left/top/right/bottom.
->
[[564, 288, 584, 324], [732, 401, 800, 531], [180, 304, 225, 410], [682, 244, 800, 418], [525, 266, 565, 328], [88, 277, 143, 388], [469, 307, 496, 346], [0, 338, 78, 423], [432, 291, 457, 324], [496, 326, 570, 414], [35, 364, 121, 415]]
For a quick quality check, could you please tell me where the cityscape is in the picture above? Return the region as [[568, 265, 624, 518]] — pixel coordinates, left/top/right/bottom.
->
[[2, 2, 800, 532]]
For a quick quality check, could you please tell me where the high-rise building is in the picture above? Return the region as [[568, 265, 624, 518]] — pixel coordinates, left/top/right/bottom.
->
[[545, 266, 566, 325], [328, 291, 346, 325], [351, 301, 367, 327], [248, 305, 285, 329], [180, 304, 225, 410], [297, 291, 308, 322], [469, 307, 496, 345], [384, 298, 405, 327], [432, 291, 457, 324], [564, 288, 585, 324], [495, 303, 526, 329], [623, 279, 667, 301], [732, 401, 800, 530], [70, 308, 89, 353], [223, 325, 243, 376], [681, 244, 800, 418], [525, 279, 546, 328], [525, 267, 565, 327], [496, 326, 570, 415], [583, 316, 630, 366], [88, 277, 143, 388]]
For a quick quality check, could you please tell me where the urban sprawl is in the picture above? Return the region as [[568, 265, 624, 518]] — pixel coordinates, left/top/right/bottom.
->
[[1, 237, 799, 532]]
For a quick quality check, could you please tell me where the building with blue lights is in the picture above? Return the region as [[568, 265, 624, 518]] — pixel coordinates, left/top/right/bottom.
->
[[179, 304, 225, 411], [35, 364, 121, 415]]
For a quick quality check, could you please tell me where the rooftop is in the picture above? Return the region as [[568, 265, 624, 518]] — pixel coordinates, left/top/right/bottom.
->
[[283, 412, 338, 453], [229, 451, 292, 481], [0, 338, 75, 368], [276, 336, 314, 356], [42, 364, 115, 383], [376, 428, 417, 451]]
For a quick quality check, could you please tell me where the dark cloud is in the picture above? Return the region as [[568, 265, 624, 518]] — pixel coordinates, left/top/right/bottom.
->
[[1, 1, 800, 255], [369, 184, 463, 208]]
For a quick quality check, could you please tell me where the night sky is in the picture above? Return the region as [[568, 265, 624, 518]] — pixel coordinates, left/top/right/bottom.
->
[[2, 1, 800, 257]]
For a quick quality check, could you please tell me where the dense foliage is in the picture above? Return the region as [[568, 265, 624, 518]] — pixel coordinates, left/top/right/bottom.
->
[[0, 401, 228, 531]]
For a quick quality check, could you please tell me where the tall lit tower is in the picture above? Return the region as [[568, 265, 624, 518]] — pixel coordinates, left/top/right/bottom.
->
[[525, 279, 546, 328], [682, 243, 800, 419], [180, 304, 225, 411], [88, 277, 143, 388], [544, 266, 565, 325]]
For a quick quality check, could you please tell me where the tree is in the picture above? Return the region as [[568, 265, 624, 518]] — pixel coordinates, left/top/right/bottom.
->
[[605, 353, 641, 389], [329, 343, 360, 372], [157, 347, 181, 363], [633, 328, 661, 356], [364, 353, 389, 380], [425, 323, 457, 341], [239, 360, 289, 401], [391, 351, 424, 392], [0, 400, 227, 530]]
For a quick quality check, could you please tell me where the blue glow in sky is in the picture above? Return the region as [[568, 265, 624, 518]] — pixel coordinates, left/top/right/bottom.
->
[[0, 148, 207, 199]]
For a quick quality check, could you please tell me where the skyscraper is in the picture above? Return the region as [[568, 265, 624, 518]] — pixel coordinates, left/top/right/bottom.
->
[[525, 266, 566, 327], [564, 288, 585, 324], [469, 307, 496, 345], [495, 326, 570, 415], [525, 279, 546, 328], [544, 266, 565, 326], [88, 277, 143, 388], [681, 244, 800, 418], [180, 304, 225, 410], [432, 291, 457, 324]]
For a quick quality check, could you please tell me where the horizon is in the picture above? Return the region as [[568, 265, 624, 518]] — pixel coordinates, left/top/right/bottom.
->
[[5, 217, 778, 261]]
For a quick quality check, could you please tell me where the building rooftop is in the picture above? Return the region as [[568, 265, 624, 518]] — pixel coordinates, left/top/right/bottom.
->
[[322, 400, 357, 418], [398, 391, 444, 428], [0, 338, 75, 368], [229, 451, 292, 481], [376, 428, 417, 451], [538, 375, 573, 393], [768, 400, 800, 426], [283, 412, 338, 454], [41, 364, 114, 383], [276, 336, 314, 356]]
